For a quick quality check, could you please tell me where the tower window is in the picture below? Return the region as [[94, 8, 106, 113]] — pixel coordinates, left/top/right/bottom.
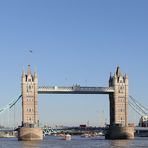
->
[[29, 85, 31, 90]]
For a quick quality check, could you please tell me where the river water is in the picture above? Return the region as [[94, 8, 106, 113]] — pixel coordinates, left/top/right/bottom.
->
[[0, 136, 148, 148]]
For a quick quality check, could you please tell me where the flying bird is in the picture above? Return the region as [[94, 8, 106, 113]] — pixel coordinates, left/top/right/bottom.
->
[[29, 50, 33, 53]]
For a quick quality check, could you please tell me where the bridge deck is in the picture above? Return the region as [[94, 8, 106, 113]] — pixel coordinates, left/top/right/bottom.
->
[[135, 127, 148, 131], [38, 86, 114, 94]]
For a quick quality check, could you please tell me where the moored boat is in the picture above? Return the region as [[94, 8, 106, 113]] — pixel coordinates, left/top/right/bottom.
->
[[64, 134, 71, 140]]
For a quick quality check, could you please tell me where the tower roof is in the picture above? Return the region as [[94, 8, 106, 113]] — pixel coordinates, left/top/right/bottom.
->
[[116, 66, 123, 77]]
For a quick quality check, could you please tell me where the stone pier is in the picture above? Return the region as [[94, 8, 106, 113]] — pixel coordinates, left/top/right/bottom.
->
[[18, 127, 43, 141], [105, 124, 134, 140]]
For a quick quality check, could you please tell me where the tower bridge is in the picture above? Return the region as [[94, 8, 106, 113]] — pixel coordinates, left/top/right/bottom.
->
[[18, 65, 134, 140]]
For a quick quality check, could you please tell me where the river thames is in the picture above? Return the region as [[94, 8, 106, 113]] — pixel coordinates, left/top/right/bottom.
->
[[0, 136, 148, 148]]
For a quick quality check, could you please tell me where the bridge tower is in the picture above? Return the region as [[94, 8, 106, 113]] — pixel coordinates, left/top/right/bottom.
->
[[18, 65, 43, 141], [21, 65, 39, 127], [106, 66, 134, 139], [109, 66, 128, 126]]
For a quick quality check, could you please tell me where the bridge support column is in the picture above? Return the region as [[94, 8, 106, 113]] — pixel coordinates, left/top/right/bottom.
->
[[18, 127, 43, 141], [18, 65, 43, 141], [106, 66, 134, 139], [105, 125, 134, 140]]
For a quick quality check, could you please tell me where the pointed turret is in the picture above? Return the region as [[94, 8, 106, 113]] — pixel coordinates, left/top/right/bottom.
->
[[22, 69, 26, 82], [27, 65, 31, 75], [22, 70, 25, 77], [109, 72, 112, 86], [34, 71, 37, 78], [34, 67, 37, 78], [109, 72, 112, 81], [112, 72, 117, 85], [124, 74, 128, 79], [124, 74, 128, 85], [34, 70, 38, 83], [116, 66, 123, 77]]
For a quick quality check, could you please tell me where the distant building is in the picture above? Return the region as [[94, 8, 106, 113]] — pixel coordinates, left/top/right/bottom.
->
[[80, 124, 86, 128]]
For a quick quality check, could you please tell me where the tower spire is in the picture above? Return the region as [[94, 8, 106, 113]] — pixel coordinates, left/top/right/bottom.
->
[[27, 65, 31, 75], [22, 69, 25, 77], [109, 72, 112, 82], [116, 66, 122, 77]]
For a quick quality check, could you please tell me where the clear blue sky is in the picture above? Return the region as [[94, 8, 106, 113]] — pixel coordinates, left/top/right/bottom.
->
[[0, 0, 148, 127]]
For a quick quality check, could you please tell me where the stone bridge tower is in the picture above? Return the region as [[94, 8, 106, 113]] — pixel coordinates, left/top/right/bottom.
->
[[109, 66, 128, 126], [21, 65, 39, 127], [18, 65, 42, 141], [107, 66, 134, 139]]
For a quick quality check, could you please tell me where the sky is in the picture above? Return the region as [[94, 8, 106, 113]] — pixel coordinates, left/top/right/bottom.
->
[[0, 0, 148, 127]]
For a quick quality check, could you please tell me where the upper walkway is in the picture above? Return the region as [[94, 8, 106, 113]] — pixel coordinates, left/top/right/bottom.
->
[[38, 86, 114, 94]]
